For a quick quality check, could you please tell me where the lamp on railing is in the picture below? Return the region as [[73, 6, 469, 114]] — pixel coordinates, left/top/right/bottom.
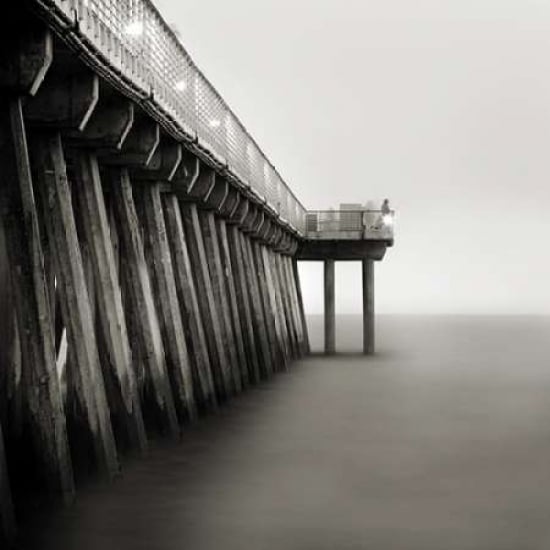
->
[[125, 21, 144, 36], [175, 80, 187, 92], [382, 213, 394, 227]]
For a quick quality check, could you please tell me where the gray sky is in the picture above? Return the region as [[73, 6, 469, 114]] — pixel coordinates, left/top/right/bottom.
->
[[156, 0, 550, 314]]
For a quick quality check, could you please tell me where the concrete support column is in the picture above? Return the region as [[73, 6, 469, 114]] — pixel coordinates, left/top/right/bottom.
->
[[324, 259, 335, 355], [362, 258, 375, 355]]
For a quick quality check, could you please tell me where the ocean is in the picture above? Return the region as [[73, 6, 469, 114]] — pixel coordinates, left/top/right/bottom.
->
[[18, 315, 550, 549]]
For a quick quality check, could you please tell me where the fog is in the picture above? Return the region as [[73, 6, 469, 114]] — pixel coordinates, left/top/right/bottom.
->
[[155, 0, 550, 314]]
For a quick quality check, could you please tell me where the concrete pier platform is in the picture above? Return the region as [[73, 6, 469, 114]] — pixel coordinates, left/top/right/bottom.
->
[[18, 316, 550, 550]]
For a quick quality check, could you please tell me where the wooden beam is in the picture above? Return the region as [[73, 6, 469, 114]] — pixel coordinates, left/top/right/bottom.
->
[[0, 20, 53, 96], [283, 256, 306, 357], [0, 99, 74, 501], [138, 183, 197, 423], [241, 235, 274, 377], [216, 219, 250, 388], [262, 246, 290, 369], [30, 130, 119, 479], [108, 168, 180, 439], [292, 258, 310, 355], [162, 194, 217, 411], [180, 203, 232, 400], [25, 71, 99, 131], [275, 252, 299, 359], [227, 226, 262, 385], [198, 210, 241, 393], [72, 151, 147, 453]]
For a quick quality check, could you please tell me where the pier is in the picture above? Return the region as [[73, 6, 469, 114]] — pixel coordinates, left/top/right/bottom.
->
[[0, 0, 392, 544]]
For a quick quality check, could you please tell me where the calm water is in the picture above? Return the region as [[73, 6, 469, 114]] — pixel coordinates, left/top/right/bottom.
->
[[18, 315, 550, 549]]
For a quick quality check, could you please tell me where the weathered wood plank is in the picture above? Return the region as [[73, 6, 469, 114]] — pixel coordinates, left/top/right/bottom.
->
[[198, 210, 241, 393], [108, 168, 180, 439], [0, 99, 74, 501], [227, 226, 262, 385], [73, 151, 147, 452], [216, 219, 249, 388], [162, 194, 217, 411], [138, 183, 197, 423], [180, 203, 232, 400], [30, 130, 119, 479]]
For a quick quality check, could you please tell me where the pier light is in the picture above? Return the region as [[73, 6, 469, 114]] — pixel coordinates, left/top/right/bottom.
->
[[382, 214, 394, 226], [209, 119, 221, 128], [175, 80, 187, 92], [125, 21, 144, 36]]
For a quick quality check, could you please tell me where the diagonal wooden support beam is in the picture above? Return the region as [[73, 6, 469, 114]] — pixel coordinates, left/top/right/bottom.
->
[[181, 203, 233, 400], [72, 151, 148, 453], [216, 219, 250, 389], [30, 130, 119, 479], [108, 168, 180, 439], [0, 99, 74, 502], [162, 194, 217, 411], [138, 183, 197, 424], [227, 226, 262, 385], [25, 70, 99, 131], [198, 210, 242, 393], [293, 258, 310, 355], [241, 234, 274, 378]]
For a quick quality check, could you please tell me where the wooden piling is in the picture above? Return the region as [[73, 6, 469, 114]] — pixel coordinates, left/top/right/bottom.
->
[[109, 168, 180, 439], [217, 219, 250, 388], [293, 258, 310, 355], [227, 225, 262, 384], [72, 151, 147, 453], [162, 194, 217, 411], [0, 99, 74, 500], [284, 256, 306, 357], [276, 253, 300, 359], [30, 130, 119, 479], [239, 232, 273, 378], [139, 183, 197, 423], [199, 210, 242, 393], [181, 203, 232, 399]]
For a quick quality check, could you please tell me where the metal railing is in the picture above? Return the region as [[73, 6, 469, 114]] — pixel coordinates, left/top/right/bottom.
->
[[47, 0, 307, 233], [305, 210, 394, 240]]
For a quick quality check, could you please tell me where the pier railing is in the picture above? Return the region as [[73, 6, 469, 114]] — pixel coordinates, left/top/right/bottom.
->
[[47, 0, 307, 233], [305, 210, 394, 240]]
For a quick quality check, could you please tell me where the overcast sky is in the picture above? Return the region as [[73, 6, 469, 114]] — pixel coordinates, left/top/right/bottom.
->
[[156, 0, 550, 314]]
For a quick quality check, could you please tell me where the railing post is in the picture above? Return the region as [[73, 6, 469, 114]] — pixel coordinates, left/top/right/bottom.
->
[[324, 259, 335, 355]]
